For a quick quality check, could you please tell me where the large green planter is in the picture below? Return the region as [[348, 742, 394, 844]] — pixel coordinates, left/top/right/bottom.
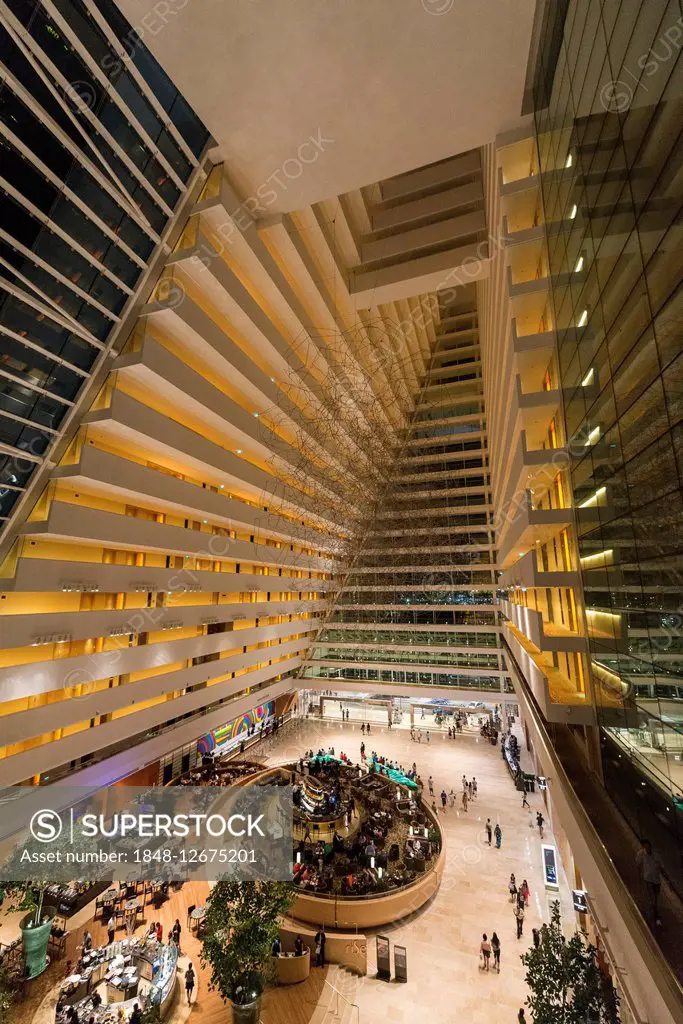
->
[[230, 972, 263, 1024], [20, 907, 55, 979], [230, 996, 261, 1024]]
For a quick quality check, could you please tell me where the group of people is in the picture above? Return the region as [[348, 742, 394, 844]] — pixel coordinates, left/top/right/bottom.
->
[[479, 932, 502, 972], [143, 917, 183, 948], [409, 727, 431, 743], [485, 817, 503, 848], [508, 874, 530, 937], [423, 772, 479, 817], [364, 748, 416, 780], [273, 931, 327, 967]]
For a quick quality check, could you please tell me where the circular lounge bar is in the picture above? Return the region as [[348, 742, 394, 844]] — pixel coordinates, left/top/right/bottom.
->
[[247, 751, 445, 928]]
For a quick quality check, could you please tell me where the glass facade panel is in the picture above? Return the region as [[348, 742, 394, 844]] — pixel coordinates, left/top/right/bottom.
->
[[0, 0, 209, 528], [534, 0, 683, 896]]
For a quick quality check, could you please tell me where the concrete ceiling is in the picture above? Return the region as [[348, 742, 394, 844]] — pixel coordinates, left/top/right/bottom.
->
[[120, 0, 537, 212]]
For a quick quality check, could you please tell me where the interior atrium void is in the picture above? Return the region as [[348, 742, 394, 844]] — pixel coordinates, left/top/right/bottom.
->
[[0, 2, 681, 1023]]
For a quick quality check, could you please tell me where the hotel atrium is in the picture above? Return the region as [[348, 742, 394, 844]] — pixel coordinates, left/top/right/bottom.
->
[[0, 1, 681, 1023]]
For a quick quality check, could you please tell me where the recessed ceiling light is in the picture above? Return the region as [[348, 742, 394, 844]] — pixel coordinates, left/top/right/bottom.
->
[[236, 449, 243, 454], [577, 309, 588, 328], [569, 204, 577, 219]]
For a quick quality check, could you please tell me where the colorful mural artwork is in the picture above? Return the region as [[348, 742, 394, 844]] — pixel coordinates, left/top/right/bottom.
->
[[197, 701, 274, 755]]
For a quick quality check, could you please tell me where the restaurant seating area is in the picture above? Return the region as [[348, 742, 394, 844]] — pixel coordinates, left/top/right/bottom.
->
[[287, 752, 441, 899], [171, 757, 263, 787]]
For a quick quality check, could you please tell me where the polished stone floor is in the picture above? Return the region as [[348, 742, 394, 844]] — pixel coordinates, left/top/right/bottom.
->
[[263, 715, 575, 1024]]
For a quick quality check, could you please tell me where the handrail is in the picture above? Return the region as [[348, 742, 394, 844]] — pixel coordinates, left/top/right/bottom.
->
[[325, 977, 360, 1024], [503, 638, 683, 1023], [585, 895, 651, 1024]]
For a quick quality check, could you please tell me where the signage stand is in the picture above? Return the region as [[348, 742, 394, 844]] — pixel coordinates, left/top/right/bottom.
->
[[376, 935, 391, 981], [394, 944, 407, 982]]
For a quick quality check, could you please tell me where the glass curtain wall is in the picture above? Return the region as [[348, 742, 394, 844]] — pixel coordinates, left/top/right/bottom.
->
[[0, 0, 210, 527], [533, 0, 683, 894]]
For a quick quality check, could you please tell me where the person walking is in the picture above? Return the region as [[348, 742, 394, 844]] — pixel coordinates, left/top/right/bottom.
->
[[107, 916, 115, 946], [361, 722, 365, 735], [520, 879, 530, 907], [491, 932, 501, 973], [532, 927, 540, 949], [360, 741, 365, 760], [636, 838, 663, 925], [367, 723, 371, 735], [508, 874, 517, 902], [185, 963, 195, 1003], [428, 775, 434, 796], [462, 788, 468, 812], [480, 933, 491, 971], [314, 928, 326, 967], [494, 822, 502, 848], [518, 1010, 527, 1024], [172, 918, 182, 950], [522, 788, 530, 809], [514, 902, 525, 939], [417, 730, 422, 743], [440, 789, 448, 810], [426, 731, 431, 744], [462, 773, 467, 792], [485, 818, 492, 845], [410, 726, 415, 741], [536, 811, 544, 838], [472, 777, 478, 799]]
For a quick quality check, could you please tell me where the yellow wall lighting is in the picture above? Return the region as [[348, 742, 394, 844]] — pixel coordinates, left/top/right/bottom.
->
[[578, 486, 606, 508], [580, 549, 614, 566]]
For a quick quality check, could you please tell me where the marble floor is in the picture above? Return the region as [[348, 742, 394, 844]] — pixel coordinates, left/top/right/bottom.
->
[[266, 715, 576, 1024]]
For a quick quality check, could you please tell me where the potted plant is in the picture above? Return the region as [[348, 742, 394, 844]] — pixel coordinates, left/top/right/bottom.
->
[[0, 878, 57, 980], [200, 879, 295, 1024], [521, 901, 620, 1023], [427, 825, 441, 853], [1, 830, 95, 979]]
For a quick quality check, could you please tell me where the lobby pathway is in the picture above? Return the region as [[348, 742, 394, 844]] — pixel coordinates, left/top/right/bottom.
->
[[261, 715, 575, 1024]]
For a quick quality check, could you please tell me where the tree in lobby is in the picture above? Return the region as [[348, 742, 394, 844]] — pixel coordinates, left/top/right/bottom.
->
[[200, 879, 295, 1024], [521, 902, 620, 1024], [1, 829, 96, 980]]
